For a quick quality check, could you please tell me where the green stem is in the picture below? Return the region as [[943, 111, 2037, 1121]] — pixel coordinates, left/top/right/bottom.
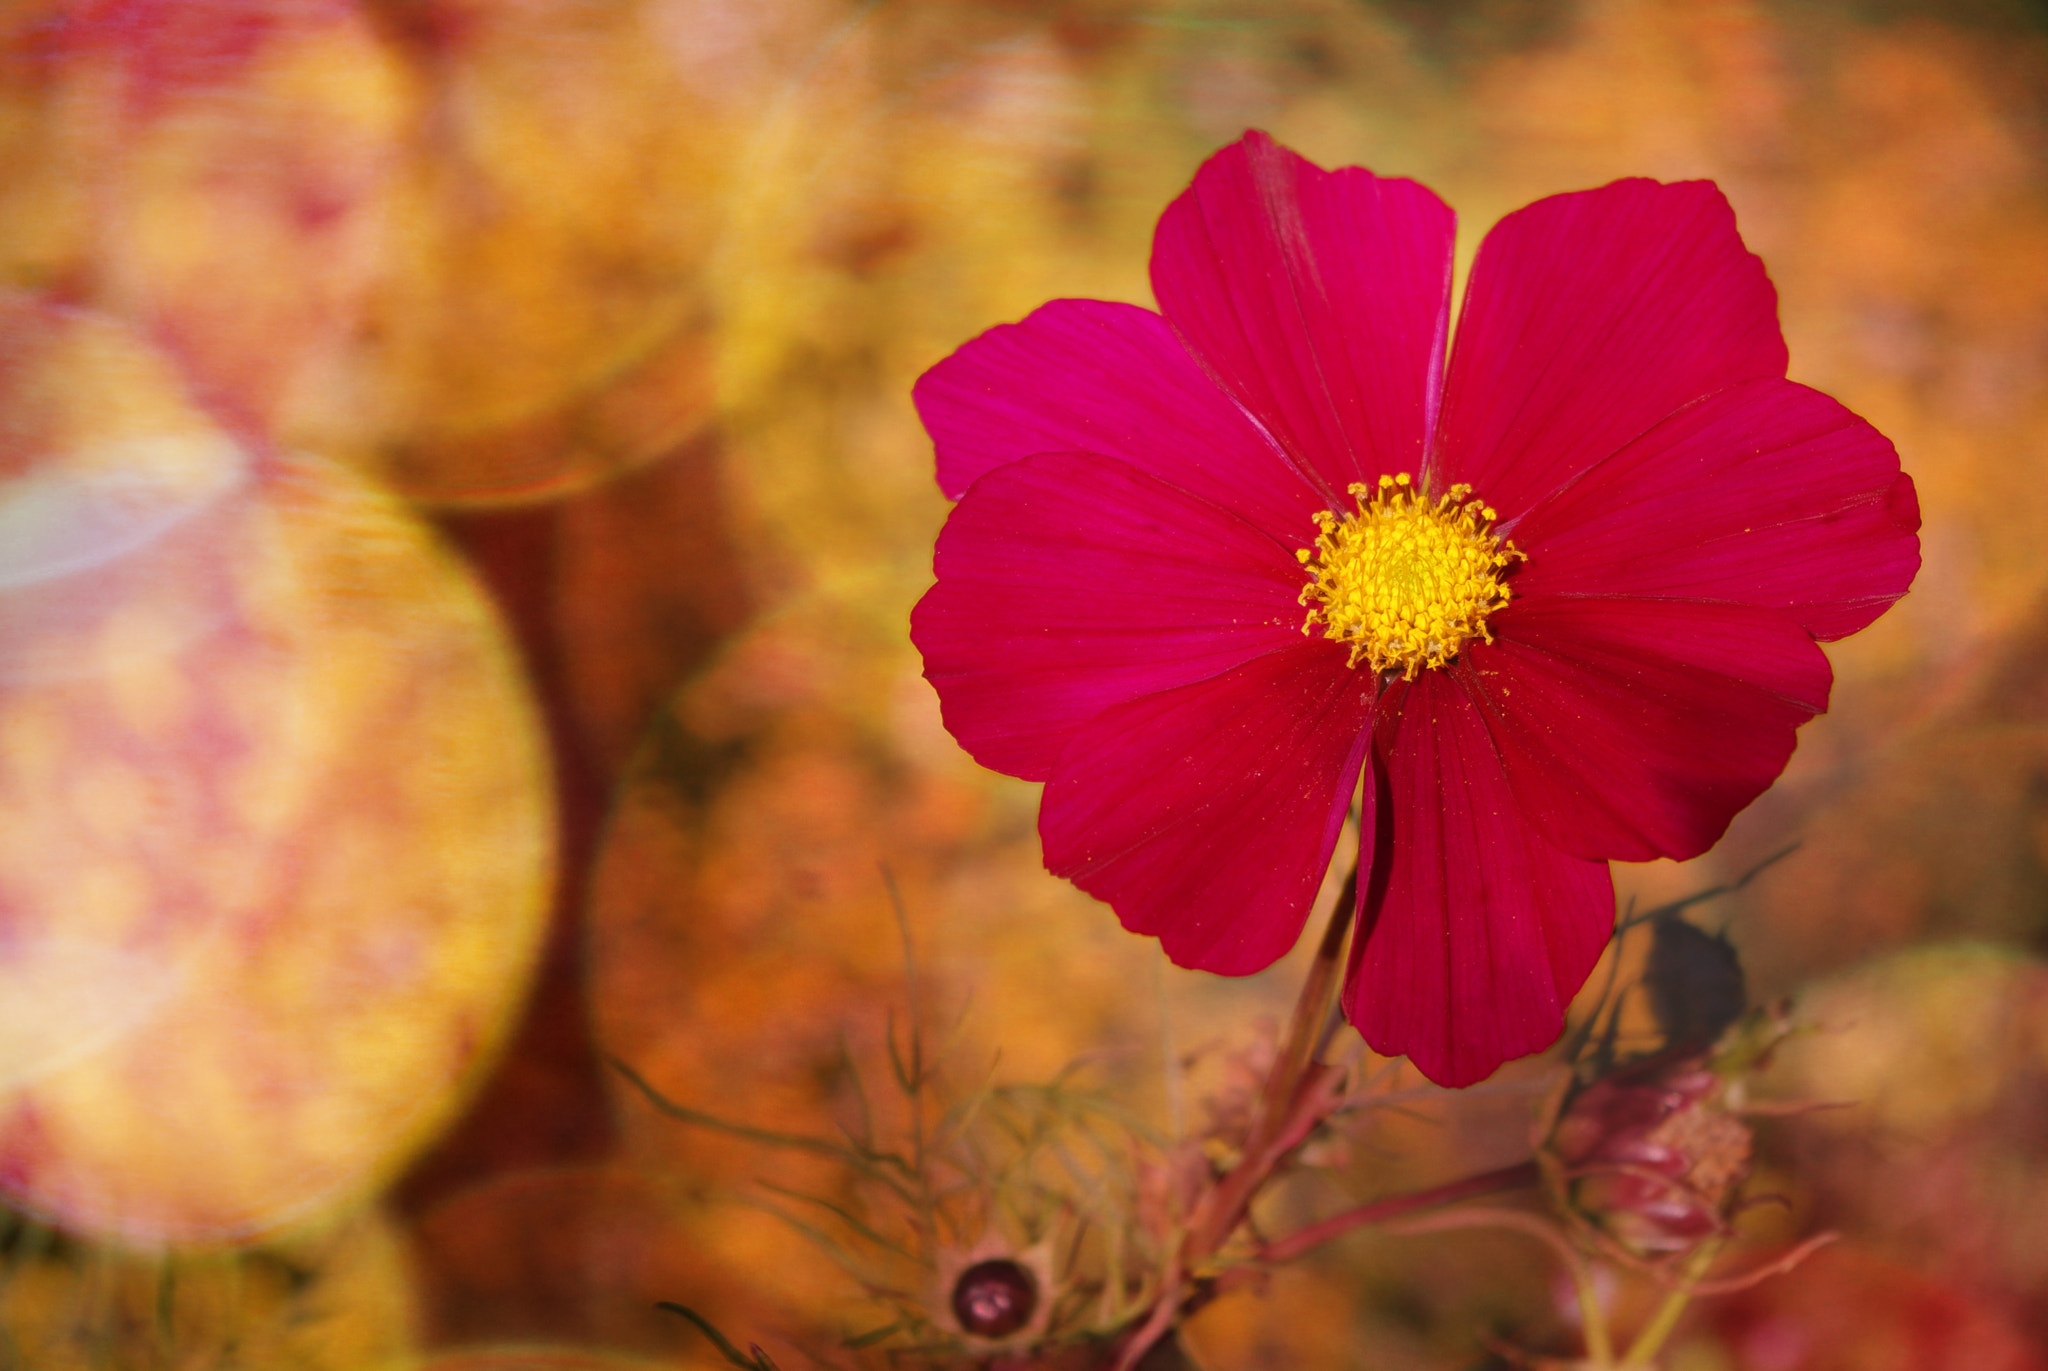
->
[[1618, 1239, 1723, 1369], [1574, 1260, 1615, 1369]]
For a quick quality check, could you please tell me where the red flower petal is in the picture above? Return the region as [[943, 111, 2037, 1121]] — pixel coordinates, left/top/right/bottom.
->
[[1040, 642, 1374, 975], [1468, 598, 1832, 862], [1149, 130, 1454, 501], [913, 298, 1324, 538], [1347, 671, 1612, 1088], [1506, 378, 1920, 642], [913, 452, 1307, 781], [910, 135, 1922, 1091], [1437, 179, 1787, 519]]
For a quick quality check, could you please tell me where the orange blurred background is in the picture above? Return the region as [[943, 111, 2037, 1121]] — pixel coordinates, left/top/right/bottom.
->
[[1, 0, 2047, 1367]]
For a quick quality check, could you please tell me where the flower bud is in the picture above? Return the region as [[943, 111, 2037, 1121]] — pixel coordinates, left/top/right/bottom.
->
[[952, 1258, 1038, 1338], [934, 1241, 1055, 1347], [1547, 1056, 1753, 1257]]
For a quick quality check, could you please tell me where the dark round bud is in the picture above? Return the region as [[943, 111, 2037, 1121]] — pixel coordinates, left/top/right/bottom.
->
[[1645, 913, 1747, 1051], [950, 1258, 1037, 1338]]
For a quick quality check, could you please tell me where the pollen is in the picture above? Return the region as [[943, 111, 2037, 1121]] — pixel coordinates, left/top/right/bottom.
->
[[1297, 473, 1522, 678]]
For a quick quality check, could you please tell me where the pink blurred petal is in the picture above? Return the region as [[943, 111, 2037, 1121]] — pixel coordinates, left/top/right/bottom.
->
[[1039, 642, 1374, 975], [1437, 179, 1787, 518], [1347, 671, 1613, 1088], [913, 452, 1307, 781], [1506, 378, 1921, 641], [1149, 131, 1454, 501], [1469, 597, 1832, 862], [914, 298, 1322, 537], [50, 0, 348, 113]]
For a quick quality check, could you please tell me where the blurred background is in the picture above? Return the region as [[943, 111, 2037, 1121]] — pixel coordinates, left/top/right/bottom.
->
[[0, 0, 2046, 1367]]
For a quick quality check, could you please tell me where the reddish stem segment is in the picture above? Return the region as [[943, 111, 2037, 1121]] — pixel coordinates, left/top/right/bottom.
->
[[1115, 862, 1360, 1371], [1255, 1160, 1541, 1264], [1182, 860, 1358, 1262]]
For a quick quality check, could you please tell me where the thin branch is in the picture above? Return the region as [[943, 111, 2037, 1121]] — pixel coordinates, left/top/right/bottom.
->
[[609, 1056, 853, 1161], [1254, 1161, 1541, 1264], [657, 1303, 779, 1370], [1613, 844, 1800, 935], [754, 1179, 915, 1260], [1619, 1239, 1723, 1369], [1684, 1232, 1839, 1296]]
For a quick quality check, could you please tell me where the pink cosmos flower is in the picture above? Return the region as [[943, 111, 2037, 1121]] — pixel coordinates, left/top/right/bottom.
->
[[909, 132, 1919, 1087]]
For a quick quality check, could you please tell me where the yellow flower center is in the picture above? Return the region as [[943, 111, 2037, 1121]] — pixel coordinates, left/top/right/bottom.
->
[[1297, 472, 1522, 678]]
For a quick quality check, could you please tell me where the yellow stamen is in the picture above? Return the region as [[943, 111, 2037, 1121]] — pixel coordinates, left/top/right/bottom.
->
[[1296, 472, 1522, 678]]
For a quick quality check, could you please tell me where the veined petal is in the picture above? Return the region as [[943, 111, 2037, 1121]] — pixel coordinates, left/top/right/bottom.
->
[[1150, 130, 1454, 501], [1040, 642, 1374, 976], [1469, 598, 1832, 862], [1438, 179, 1787, 519], [914, 298, 1324, 537], [1507, 379, 1921, 641], [1347, 671, 1613, 1088], [913, 451, 1308, 782]]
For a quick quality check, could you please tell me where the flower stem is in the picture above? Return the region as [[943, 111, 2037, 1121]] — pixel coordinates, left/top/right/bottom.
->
[[1617, 1239, 1723, 1369], [1254, 1161, 1539, 1263], [1114, 862, 1362, 1371], [1574, 1259, 1615, 1369], [1183, 857, 1357, 1261], [1257, 857, 1358, 1137]]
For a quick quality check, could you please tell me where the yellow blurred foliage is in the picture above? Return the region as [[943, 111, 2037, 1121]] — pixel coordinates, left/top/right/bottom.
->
[[0, 1207, 418, 1370]]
